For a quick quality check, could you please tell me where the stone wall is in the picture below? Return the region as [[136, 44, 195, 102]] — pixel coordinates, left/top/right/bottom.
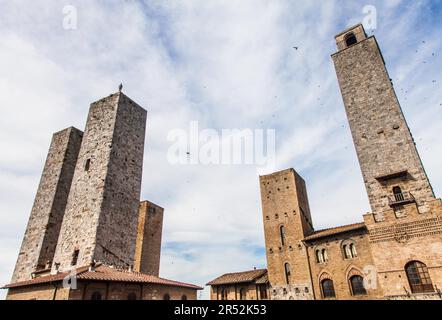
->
[[52, 92, 147, 272], [11, 127, 83, 282], [134, 201, 164, 276]]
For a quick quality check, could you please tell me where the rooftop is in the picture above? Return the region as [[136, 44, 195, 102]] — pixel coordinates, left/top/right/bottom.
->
[[3, 263, 202, 290], [303, 222, 366, 241], [207, 268, 268, 286]]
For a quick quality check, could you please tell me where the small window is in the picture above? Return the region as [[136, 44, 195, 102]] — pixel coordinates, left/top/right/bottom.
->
[[71, 250, 79, 266], [85, 159, 91, 171], [91, 291, 102, 300], [343, 242, 357, 259], [350, 275, 367, 296], [321, 279, 336, 298], [393, 186, 405, 202], [285, 263, 291, 285], [239, 288, 246, 300], [127, 293, 137, 300], [280, 226, 286, 246], [221, 288, 227, 300], [316, 248, 328, 263], [163, 294, 171, 300], [259, 285, 268, 300], [405, 261, 434, 293], [148, 207, 156, 214], [345, 33, 357, 47], [181, 295, 187, 300]]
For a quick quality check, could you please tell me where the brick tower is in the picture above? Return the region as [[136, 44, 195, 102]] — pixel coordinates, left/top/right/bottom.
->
[[259, 169, 315, 300], [332, 24, 442, 298], [134, 201, 164, 276], [332, 24, 434, 219], [11, 127, 83, 282], [51, 92, 147, 272]]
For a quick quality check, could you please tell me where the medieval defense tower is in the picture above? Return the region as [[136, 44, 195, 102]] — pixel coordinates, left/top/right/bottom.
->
[[332, 24, 434, 218], [332, 24, 442, 298], [11, 128, 83, 282], [52, 92, 147, 272], [260, 169, 315, 299]]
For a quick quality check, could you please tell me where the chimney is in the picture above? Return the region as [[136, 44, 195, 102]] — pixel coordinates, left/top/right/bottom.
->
[[89, 260, 97, 272]]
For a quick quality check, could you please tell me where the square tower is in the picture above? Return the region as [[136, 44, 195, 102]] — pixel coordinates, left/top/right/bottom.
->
[[52, 92, 147, 272], [260, 169, 314, 300], [11, 127, 83, 282], [134, 201, 164, 276], [332, 24, 434, 218]]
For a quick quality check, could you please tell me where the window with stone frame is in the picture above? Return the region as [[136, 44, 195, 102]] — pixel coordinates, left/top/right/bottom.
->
[[345, 32, 357, 47], [285, 263, 291, 285], [405, 261, 434, 294], [321, 279, 336, 299], [349, 275, 367, 296]]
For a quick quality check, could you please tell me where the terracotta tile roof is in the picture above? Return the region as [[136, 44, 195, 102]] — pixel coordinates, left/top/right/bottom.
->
[[207, 269, 267, 286], [254, 273, 268, 285], [303, 222, 366, 241], [3, 264, 202, 290]]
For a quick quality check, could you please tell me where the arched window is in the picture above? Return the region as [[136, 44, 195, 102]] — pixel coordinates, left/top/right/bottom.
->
[[349, 244, 357, 258], [163, 294, 171, 300], [239, 288, 246, 300], [343, 241, 357, 259], [350, 275, 367, 296], [322, 249, 328, 262], [280, 226, 286, 246], [405, 261, 434, 293], [285, 263, 291, 285], [221, 288, 227, 300], [345, 33, 357, 47], [321, 279, 336, 299], [315, 248, 328, 263], [316, 250, 323, 263], [181, 295, 187, 300], [127, 293, 137, 300], [393, 186, 404, 202], [91, 291, 102, 300]]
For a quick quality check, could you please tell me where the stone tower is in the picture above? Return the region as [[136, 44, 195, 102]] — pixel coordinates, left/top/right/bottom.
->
[[51, 92, 147, 272], [332, 24, 434, 219], [134, 201, 164, 276], [260, 169, 314, 300], [333, 24, 442, 298], [11, 127, 83, 282]]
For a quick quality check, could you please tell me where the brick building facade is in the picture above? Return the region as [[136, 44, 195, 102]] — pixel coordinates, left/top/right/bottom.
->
[[208, 24, 442, 300]]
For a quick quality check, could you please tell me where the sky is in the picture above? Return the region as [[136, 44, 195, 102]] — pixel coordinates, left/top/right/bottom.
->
[[0, 0, 441, 300]]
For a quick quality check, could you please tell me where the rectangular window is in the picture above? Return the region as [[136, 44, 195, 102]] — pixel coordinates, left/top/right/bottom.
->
[[84, 159, 91, 171], [71, 250, 79, 266]]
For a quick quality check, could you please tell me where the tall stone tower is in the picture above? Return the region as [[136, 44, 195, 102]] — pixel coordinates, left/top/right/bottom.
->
[[134, 201, 164, 276], [333, 24, 442, 298], [332, 24, 434, 219], [52, 92, 147, 272], [260, 169, 314, 300], [11, 127, 83, 282]]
